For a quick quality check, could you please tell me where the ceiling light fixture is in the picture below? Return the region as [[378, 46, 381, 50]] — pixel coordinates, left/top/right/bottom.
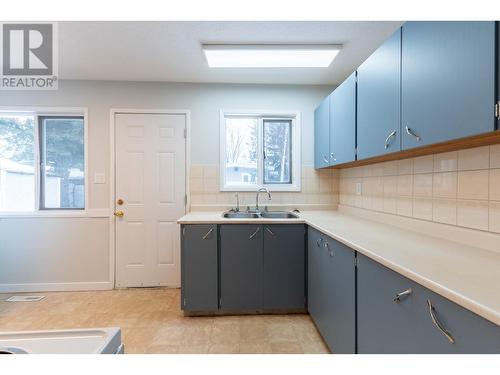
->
[[202, 44, 341, 68]]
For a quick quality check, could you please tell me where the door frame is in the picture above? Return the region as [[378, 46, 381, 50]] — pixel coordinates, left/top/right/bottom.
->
[[109, 108, 191, 288]]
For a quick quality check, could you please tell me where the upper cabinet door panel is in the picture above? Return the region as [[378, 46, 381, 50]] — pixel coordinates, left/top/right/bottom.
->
[[357, 29, 401, 159], [330, 72, 356, 165], [314, 95, 331, 169], [401, 21, 496, 150]]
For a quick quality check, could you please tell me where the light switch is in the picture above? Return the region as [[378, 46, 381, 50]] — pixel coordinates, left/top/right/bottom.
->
[[355, 182, 362, 196], [94, 172, 106, 184]]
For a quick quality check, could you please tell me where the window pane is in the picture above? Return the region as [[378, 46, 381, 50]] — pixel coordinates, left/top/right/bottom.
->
[[0, 115, 36, 211], [263, 120, 292, 184], [41, 117, 85, 209], [225, 117, 258, 187]]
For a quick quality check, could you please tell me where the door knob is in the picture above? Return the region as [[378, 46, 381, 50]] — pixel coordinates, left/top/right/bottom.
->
[[114, 211, 124, 217]]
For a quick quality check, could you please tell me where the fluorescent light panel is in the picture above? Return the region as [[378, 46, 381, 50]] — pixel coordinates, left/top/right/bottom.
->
[[203, 44, 341, 68]]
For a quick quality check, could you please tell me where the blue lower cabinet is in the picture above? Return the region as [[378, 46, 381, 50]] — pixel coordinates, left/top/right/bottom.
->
[[263, 225, 306, 310], [307, 227, 356, 353], [181, 224, 218, 312], [357, 253, 500, 353], [417, 287, 500, 353], [357, 253, 423, 353], [220, 224, 264, 311]]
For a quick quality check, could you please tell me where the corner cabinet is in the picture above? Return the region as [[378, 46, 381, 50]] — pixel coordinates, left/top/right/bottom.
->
[[307, 227, 356, 353], [330, 72, 356, 165], [357, 29, 401, 159], [401, 21, 496, 149], [314, 95, 331, 168]]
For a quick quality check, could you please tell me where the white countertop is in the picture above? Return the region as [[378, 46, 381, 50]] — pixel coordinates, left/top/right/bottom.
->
[[178, 209, 500, 326]]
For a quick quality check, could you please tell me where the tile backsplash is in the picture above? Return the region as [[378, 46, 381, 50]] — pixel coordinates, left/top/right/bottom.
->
[[339, 144, 500, 233], [190, 165, 339, 208]]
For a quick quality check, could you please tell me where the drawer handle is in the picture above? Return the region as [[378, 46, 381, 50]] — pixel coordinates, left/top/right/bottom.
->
[[201, 228, 214, 240], [427, 299, 455, 344], [393, 288, 412, 303], [249, 227, 261, 239], [384, 129, 397, 149], [324, 241, 334, 257], [265, 227, 276, 236], [316, 238, 323, 247], [405, 126, 421, 142]]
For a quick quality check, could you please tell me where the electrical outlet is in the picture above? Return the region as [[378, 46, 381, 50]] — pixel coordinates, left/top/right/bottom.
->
[[355, 182, 362, 196]]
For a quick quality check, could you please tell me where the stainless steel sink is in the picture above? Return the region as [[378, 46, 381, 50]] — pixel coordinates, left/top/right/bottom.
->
[[259, 211, 299, 219], [222, 210, 299, 219], [222, 212, 261, 219]]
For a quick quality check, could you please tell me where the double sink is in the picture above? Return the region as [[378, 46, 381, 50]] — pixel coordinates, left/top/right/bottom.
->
[[222, 210, 299, 219]]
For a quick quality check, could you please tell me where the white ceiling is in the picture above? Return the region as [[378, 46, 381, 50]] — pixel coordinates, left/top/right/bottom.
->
[[58, 21, 403, 85]]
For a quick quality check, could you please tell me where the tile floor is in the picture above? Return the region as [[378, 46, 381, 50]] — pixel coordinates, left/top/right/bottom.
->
[[0, 288, 329, 354]]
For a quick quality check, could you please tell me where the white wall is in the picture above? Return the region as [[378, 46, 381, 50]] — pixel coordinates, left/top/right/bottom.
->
[[0, 80, 333, 291]]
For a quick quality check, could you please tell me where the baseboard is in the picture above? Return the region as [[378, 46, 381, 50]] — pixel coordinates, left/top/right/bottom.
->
[[0, 281, 113, 293]]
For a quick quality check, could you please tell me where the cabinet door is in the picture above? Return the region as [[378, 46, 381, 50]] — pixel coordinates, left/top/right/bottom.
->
[[416, 285, 500, 353], [220, 224, 263, 310], [330, 72, 356, 165], [357, 253, 422, 353], [263, 224, 306, 310], [357, 29, 401, 159], [314, 95, 331, 168], [307, 227, 356, 354], [181, 224, 218, 311], [402, 21, 495, 149]]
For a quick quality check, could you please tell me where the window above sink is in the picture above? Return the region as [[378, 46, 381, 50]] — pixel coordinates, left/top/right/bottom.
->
[[219, 110, 301, 192]]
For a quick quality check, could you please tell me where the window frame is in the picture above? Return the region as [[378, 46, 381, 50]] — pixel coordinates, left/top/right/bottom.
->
[[219, 109, 301, 192], [0, 107, 88, 216]]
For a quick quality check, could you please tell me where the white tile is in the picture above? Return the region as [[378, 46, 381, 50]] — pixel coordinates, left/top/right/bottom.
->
[[396, 197, 413, 217], [432, 172, 457, 199], [489, 202, 500, 233], [490, 144, 500, 169], [191, 165, 203, 179], [190, 177, 203, 193], [383, 196, 397, 214], [397, 158, 413, 175], [203, 165, 218, 179], [489, 169, 500, 201], [413, 174, 433, 197], [413, 155, 434, 174], [457, 170, 488, 200], [382, 161, 398, 176], [458, 146, 489, 171], [413, 197, 433, 220], [457, 200, 489, 231], [370, 163, 384, 177], [203, 178, 218, 193], [433, 199, 457, 225], [433, 151, 458, 172], [397, 175, 413, 196], [383, 176, 397, 196]]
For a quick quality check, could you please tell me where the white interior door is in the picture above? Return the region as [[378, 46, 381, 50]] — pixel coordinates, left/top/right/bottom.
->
[[115, 113, 186, 287]]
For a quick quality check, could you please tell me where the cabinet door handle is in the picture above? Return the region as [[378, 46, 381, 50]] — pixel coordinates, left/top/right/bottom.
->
[[405, 126, 421, 142], [393, 288, 412, 303], [384, 129, 397, 149], [316, 238, 323, 247], [323, 156, 329, 163], [427, 299, 455, 344], [249, 227, 261, 239], [265, 227, 276, 236], [324, 241, 334, 257], [330, 152, 336, 161], [201, 228, 214, 240]]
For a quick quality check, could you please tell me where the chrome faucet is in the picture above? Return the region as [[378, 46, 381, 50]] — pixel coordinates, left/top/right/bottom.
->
[[255, 187, 271, 212], [234, 193, 240, 212]]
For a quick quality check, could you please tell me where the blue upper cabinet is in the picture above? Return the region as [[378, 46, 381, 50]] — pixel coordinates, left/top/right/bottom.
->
[[314, 95, 331, 168], [330, 72, 356, 165], [401, 21, 496, 150], [357, 29, 401, 159]]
